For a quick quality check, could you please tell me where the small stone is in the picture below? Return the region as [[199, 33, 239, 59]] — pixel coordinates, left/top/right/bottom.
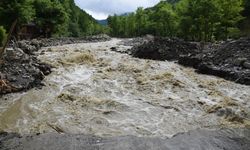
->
[[243, 61, 250, 69], [110, 47, 116, 50], [234, 58, 247, 66]]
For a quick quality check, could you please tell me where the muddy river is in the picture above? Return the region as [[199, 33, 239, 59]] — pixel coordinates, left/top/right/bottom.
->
[[0, 39, 249, 137]]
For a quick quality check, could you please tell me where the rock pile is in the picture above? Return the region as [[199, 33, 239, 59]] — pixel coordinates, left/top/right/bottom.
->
[[130, 37, 200, 61], [0, 35, 111, 95], [17, 34, 111, 54], [0, 47, 51, 94], [130, 36, 250, 85], [179, 37, 250, 85]]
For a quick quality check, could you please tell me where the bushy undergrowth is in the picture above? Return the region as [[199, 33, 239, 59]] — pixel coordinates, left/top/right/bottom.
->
[[0, 26, 6, 47]]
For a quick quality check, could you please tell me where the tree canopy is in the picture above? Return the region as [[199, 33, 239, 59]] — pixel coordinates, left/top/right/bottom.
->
[[0, 0, 248, 40], [240, 0, 250, 35], [108, 0, 246, 41], [0, 0, 35, 30], [0, 0, 106, 37]]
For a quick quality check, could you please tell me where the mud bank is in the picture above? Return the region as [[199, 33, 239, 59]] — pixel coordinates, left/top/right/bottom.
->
[[130, 37, 250, 85], [0, 128, 249, 150]]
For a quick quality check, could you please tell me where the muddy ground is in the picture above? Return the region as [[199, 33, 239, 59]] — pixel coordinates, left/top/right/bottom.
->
[[129, 36, 250, 85]]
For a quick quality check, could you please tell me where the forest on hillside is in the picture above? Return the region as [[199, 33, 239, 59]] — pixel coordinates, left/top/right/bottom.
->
[[0, 0, 106, 45], [1, 0, 250, 44], [108, 0, 250, 41]]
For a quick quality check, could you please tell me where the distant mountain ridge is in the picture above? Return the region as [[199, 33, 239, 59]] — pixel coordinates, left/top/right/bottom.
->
[[96, 12, 132, 25], [97, 19, 108, 26]]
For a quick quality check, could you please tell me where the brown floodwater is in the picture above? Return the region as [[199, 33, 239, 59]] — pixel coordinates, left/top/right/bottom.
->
[[0, 39, 249, 137]]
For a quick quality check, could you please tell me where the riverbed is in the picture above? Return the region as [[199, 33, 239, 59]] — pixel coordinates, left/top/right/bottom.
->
[[0, 39, 249, 137]]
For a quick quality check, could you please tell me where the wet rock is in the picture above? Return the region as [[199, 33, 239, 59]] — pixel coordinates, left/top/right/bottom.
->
[[198, 37, 250, 85], [110, 47, 117, 51], [15, 35, 111, 52], [0, 48, 51, 95], [37, 34, 111, 47], [243, 61, 250, 69], [130, 37, 200, 61], [119, 35, 154, 47], [0, 128, 249, 150], [0, 35, 111, 95], [178, 54, 202, 68], [130, 36, 250, 85], [30, 39, 42, 49], [4, 48, 29, 62], [34, 62, 52, 75], [234, 58, 247, 66], [17, 41, 38, 55]]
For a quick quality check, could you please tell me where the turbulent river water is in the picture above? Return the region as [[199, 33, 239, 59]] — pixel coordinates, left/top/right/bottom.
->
[[0, 39, 249, 137]]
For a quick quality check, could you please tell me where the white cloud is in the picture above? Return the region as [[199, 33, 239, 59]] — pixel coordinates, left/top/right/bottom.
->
[[85, 9, 109, 20], [75, 0, 160, 20]]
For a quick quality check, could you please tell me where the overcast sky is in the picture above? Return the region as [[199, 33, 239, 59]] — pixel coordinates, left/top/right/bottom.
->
[[75, 0, 160, 20]]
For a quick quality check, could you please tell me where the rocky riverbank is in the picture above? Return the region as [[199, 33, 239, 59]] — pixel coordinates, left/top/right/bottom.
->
[[129, 36, 250, 85], [0, 128, 249, 150], [0, 35, 111, 95], [0, 38, 249, 149], [0, 47, 51, 94]]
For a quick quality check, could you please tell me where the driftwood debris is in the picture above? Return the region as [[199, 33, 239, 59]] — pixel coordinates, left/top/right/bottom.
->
[[0, 79, 17, 94]]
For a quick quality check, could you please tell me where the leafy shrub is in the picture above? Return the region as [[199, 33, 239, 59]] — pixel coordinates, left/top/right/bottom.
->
[[0, 26, 7, 47]]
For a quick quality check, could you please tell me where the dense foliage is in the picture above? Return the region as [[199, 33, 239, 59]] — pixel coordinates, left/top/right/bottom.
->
[[0, 0, 249, 40], [108, 0, 247, 41], [0, 0, 106, 37], [240, 0, 250, 35]]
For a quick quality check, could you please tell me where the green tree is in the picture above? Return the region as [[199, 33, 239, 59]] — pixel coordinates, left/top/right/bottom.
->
[[151, 2, 178, 36], [135, 7, 148, 36], [240, 0, 250, 35], [177, 0, 220, 41], [217, 0, 244, 39], [126, 13, 136, 37], [0, 26, 6, 47], [0, 0, 35, 30], [33, 0, 68, 37], [243, 0, 250, 18], [108, 15, 120, 36], [177, 0, 243, 41]]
